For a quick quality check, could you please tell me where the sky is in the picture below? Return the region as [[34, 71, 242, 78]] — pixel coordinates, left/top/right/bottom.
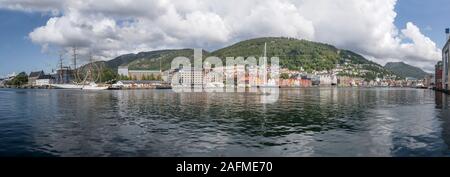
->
[[0, 0, 449, 77]]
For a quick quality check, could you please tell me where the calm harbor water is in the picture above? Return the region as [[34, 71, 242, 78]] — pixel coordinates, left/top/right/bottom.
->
[[0, 88, 449, 157]]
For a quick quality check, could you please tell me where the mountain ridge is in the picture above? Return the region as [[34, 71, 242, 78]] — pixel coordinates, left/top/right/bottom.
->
[[383, 62, 430, 79], [95, 37, 399, 80]]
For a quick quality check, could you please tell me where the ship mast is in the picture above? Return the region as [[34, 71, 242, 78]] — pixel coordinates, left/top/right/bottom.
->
[[72, 47, 77, 70], [263, 42, 267, 85], [59, 51, 64, 84], [89, 53, 94, 83], [72, 46, 79, 82]]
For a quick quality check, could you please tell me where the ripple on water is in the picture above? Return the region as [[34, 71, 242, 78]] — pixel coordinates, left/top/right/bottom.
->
[[0, 88, 450, 156]]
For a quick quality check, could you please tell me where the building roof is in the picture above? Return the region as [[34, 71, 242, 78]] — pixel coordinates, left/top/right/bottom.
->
[[37, 75, 54, 80], [29, 71, 44, 78]]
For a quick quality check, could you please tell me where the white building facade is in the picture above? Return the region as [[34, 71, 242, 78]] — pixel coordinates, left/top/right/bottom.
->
[[36, 79, 52, 86], [118, 66, 129, 77], [178, 68, 203, 87]]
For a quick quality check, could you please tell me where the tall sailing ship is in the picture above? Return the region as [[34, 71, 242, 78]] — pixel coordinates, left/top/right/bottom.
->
[[50, 48, 108, 90]]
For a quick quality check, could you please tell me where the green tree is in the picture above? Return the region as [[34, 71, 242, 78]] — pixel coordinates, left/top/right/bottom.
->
[[7, 72, 28, 86], [280, 73, 290, 79], [101, 68, 117, 83], [149, 74, 155, 80], [118, 75, 126, 80]]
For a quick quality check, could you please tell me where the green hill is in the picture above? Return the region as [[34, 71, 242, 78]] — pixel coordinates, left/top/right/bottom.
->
[[126, 49, 209, 71], [88, 37, 396, 80], [211, 37, 383, 72], [99, 49, 209, 71], [384, 62, 429, 79]]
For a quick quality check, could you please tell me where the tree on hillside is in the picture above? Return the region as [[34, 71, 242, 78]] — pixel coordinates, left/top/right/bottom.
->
[[101, 68, 117, 83], [7, 72, 28, 86]]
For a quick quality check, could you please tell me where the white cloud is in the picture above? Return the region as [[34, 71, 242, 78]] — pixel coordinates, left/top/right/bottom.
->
[[0, 0, 63, 15], [0, 0, 442, 71]]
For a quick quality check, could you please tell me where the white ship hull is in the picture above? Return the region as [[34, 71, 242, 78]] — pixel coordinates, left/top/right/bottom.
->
[[51, 84, 83, 89], [81, 86, 109, 90], [51, 83, 109, 90]]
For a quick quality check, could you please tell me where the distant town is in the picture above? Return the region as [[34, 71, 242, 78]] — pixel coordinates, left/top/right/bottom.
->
[[1, 31, 449, 93]]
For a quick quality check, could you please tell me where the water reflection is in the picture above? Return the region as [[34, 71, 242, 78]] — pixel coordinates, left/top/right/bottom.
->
[[0, 88, 449, 156]]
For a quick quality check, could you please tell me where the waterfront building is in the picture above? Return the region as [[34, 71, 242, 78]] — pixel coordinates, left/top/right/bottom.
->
[[319, 74, 332, 86], [300, 78, 312, 87], [161, 70, 175, 83], [337, 76, 352, 87], [117, 66, 161, 80], [28, 71, 44, 86], [177, 67, 203, 87], [319, 74, 337, 86], [279, 78, 299, 87], [309, 74, 320, 86], [288, 74, 309, 87], [35, 75, 55, 86], [424, 74, 434, 88], [128, 70, 161, 80], [114, 80, 162, 89], [118, 66, 129, 77], [435, 61, 443, 89], [443, 28, 450, 90], [246, 67, 259, 87]]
